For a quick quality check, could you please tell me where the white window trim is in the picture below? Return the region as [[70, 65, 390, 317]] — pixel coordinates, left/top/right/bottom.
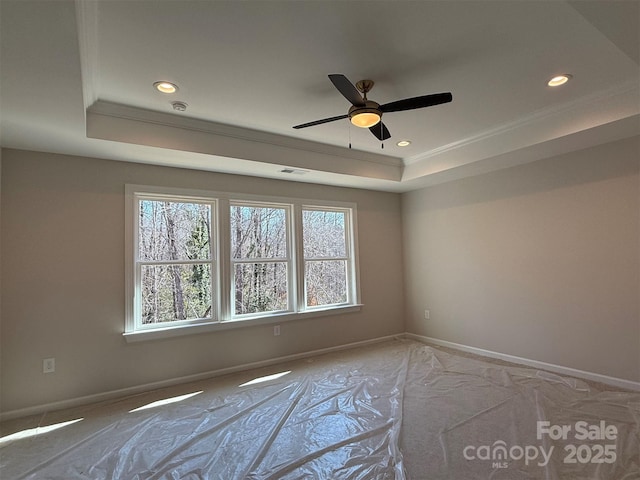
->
[[124, 185, 361, 343], [125, 185, 221, 335]]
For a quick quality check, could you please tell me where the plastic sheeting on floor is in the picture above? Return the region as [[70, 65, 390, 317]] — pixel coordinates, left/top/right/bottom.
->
[[1, 339, 638, 479]]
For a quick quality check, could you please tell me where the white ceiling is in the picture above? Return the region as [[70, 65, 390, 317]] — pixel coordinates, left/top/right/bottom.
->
[[1, 0, 638, 192]]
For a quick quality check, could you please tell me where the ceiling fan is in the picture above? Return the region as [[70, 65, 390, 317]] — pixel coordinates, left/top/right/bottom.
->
[[293, 74, 453, 141]]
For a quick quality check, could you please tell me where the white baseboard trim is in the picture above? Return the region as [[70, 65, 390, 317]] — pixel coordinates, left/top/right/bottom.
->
[[0, 334, 403, 422], [4, 332, 637, 422], [406, 333, 640, 392]]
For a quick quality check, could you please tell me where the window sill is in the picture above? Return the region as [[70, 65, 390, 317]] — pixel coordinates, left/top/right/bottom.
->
[[123, 304, 363, 343]]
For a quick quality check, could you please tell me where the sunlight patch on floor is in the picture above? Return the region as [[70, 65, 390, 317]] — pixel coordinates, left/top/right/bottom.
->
[[129, 391, 203, 413], [0, 418, 84, 445], [239, 370, 291, 387]]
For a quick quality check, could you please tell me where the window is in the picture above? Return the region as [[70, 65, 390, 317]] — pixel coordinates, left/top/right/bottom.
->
[[132, 195, 216, 330], [303, 208, 351, 308], [125, 186, 360, 340], [230, 203, 291, 316]]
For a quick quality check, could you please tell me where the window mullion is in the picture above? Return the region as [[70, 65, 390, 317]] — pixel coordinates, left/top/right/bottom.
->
[[231, 257, 289, 264], [138, 259, 211, 266], [210, 199, 218, 323], [218, 197, 231, 321], [303, 256, 349, 262], [293, 204, 305, 312]]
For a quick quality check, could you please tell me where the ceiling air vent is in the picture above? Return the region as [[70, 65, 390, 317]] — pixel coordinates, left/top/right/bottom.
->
[[280, 168, 309, 175]]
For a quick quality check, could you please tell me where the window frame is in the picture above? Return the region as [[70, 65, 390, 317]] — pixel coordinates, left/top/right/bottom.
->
[[124, 185, 361, 343], [301, 205, 356, 310], [229, 200, 294, 319], [125, 186, 221, 335]]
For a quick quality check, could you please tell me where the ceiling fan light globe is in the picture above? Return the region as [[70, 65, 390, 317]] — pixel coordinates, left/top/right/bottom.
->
[[351, 112, 381, 128], [351, 112, 380, 128], [348, 101, 383, 128]]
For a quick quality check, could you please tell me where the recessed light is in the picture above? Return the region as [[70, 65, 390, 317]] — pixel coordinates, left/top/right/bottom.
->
[[547, 74, 572, 87], [396, 140, 411, 147], [153, 81, 178, 94]]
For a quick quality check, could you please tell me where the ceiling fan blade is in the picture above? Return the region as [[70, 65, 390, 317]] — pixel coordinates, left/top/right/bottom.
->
[[369, 122, 391, 141], [329, 74, 365, 107], [293, 114, 349, 129], [381, 92, 452, 113]]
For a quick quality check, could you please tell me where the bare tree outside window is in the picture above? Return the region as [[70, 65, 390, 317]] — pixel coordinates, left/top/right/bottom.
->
[[138, 200, 212, 324], [127, 187, 358, 336], [303, 209, 348, 307], [230, 205, 288, 315]]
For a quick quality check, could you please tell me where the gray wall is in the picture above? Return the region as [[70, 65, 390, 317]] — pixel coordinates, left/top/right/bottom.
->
[[0, 149, 405, 413], [3, 136, 639, 415], [402, 136, 640, 382]]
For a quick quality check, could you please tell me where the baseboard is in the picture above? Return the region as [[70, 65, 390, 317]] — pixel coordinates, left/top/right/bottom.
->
[[5, 332, 636, 422], [0, 334, 403, 422], [405, 333, 640, 392]]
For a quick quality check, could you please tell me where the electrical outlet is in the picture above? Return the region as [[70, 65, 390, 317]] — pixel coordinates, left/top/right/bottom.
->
[[43, 358, 55, 374], [424, 309, 430, 320], [273, 325, 281, 336]]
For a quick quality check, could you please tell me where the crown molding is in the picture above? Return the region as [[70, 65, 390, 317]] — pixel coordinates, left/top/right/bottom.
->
[[75, 0, 99, 112], [405, 79, 639, 168]]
